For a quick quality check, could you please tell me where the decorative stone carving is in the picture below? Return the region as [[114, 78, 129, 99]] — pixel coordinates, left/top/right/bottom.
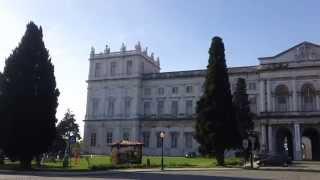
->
[[121, 43, 126, 52], [295, 44, 319, 60], [143, 47, 148, 55], [135, 41, 142, 52], [104, 44, 110, 54], [90, 46, 95, 57], [150, 53, 154, 60]]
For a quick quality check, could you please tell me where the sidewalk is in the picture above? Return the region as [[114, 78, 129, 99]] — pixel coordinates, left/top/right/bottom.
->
[[0, 167, 241, 176], [0, 161, 319, 176], [258, 161, 320, 173]]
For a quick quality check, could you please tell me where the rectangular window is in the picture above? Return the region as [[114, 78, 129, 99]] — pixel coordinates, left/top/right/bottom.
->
[[90, 133, 96, 147], [171, 101, 178, 116], [186, 86, 193, 93], [156, 132, 162, 148], [185, 132, 193, 148], [141, 62, 144, 73], [158, 87, 164, 95], [171, 132, 179, 148], [108, 99, 115, 117], [142, 131, 150, 147], [172, 87, 179, 94], [106, 132, 113, 144], [92, 98, 99, 116], [249, 82, 256, 90], [144, 88, 151, 96], [94, 63, 102, 77], [123, 130, 130, 141], [111, 62, 117, 76], [124, 98, 131, 117], [249, 97, 257, 114], [126, 60, 133, 75], [144, 101, 151, 116], [232, 83, 237, 91], [185, 100, 193, 115], [157, 100, 164, 116]]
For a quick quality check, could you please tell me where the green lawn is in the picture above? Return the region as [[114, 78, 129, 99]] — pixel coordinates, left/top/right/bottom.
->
[[0, 155, 241, 171]]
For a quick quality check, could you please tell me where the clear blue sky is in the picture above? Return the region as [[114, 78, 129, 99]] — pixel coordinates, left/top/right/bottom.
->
[[0, 0, 319, 136]]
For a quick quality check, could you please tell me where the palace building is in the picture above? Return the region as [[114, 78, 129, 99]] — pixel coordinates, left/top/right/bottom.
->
[[83, 41, 320, 160]]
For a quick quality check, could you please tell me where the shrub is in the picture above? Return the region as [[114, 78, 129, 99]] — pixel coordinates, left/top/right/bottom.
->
[[89, 164, 112, 171]]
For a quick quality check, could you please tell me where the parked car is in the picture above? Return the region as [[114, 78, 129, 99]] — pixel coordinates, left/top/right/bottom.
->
[[185, 152, 196, 158], [257, 153, 292, 167]]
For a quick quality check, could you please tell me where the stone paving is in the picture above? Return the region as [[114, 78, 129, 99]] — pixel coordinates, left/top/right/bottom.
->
[[0, 161, 319, 180]]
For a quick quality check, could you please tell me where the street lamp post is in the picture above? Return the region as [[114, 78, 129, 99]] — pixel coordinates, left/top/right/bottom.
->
[[248, 131, 257, 169], [160, 131, 165, 171]]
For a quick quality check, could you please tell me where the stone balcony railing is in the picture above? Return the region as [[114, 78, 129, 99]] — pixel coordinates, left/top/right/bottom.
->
[[142, 114, 196, 121], [259, 111, 320, 118]]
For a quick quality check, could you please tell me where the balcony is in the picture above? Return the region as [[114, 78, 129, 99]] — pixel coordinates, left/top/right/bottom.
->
[[259, 111, 320, 119], [142, 113, 195, 121]]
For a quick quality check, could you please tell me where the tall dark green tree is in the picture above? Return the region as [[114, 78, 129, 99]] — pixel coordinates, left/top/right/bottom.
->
[[233, 78, 254, 142], [195, 37, 238, 165], [49, 109, 80, 158], [57, 109, 81, 140], [0, 22, 59, 168]]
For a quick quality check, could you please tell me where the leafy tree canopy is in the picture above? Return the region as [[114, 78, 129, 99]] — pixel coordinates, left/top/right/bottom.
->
[[57, 109, 81, 140]]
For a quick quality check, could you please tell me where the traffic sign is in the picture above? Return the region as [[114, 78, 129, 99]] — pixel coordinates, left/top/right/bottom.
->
[[242, 139, 249, 149], [69, 136, 76, 144]]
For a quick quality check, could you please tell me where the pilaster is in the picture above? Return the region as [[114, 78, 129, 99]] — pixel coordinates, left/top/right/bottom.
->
[[260, 80, 265, 112], [292, 79, 297, 111], [294, 123, 302, 160], [261, 124, 267, 152], [267, 80, 271, 112], [268, 125, 273, 152]]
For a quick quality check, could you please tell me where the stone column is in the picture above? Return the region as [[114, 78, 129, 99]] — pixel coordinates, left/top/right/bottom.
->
[[267, 80, 272, 112], [292, 79, 297, 111], [261, 124, 267, 152], [268, 125, 273, 152], [294, 123, 302, 160], [316, 95, 320, 111], [260, 80, 265, 113], [132, 125, 138, 141], [98, 124, 105, 154]]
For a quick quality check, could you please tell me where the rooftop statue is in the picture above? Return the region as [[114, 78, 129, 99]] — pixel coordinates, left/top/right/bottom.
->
[[105, 44, 110, 54], [121, 43, 126, 52], [151, 52, 154, 60], [135, 41, 142, 52], [143, 47, 148, 55], [90, 46, 95, 57]]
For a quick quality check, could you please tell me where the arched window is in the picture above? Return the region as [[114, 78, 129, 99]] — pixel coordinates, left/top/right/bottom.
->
[[275, 85, 289, 112], [301, 84, 316, 111]]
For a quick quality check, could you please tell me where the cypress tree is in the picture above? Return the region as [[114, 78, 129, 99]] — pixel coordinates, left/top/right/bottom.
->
[[233, 78, 254, 142], [195, 37, 238, 165], [0, 22, 60, 168]]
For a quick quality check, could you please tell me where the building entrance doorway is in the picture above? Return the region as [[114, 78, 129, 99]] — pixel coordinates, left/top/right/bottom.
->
[[302, 128, 320, 160], [276, 128, 293, 159]]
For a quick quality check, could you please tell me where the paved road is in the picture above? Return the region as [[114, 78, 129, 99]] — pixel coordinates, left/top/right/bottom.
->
[[0, 169, 319, 180]]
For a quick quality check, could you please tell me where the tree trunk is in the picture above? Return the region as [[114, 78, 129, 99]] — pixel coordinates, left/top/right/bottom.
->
[[36, 155, 41, 168], [216, 148, 225, 166], [20, 159, 32, 170]]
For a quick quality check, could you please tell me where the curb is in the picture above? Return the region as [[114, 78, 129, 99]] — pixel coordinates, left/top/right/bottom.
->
[[0, 167, 241, 176], [110, 167, 242, 173], [0, 166, 319, 176]]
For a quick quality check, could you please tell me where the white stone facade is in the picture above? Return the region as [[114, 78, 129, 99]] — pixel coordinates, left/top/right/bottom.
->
[[84, 42, 320, 160]]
